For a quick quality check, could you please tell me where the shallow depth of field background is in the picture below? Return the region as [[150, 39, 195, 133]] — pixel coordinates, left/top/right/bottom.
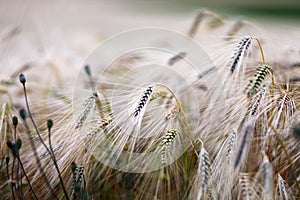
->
[[1, 0, 300, 77]]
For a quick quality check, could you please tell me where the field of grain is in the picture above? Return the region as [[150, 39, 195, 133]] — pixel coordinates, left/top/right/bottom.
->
[[1, 1, 300, 199]]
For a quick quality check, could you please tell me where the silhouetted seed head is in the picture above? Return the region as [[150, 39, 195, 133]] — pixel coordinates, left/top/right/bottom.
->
[[19, 73, 26, 85], [84, 65, 91, 77], [16, 138, 22, 150], [292, 125, 300, 139], [19, 108, 27, 121], [71, 162, 77, 173], [6, 140, 13, 149], [5, 156, 10, 165], [47, 119, 53, 132], [12, 116, 18, 127]]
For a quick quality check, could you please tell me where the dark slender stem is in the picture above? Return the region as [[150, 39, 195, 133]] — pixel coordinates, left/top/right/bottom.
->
[[13, 125, 24, 199], [22, 85, 59, 199], [11, 157, 16, 199], [48, 128, 70, 200], [17, 161, 24, 200], [23, 120, 58, 200], [22, 85, 53, 159], [6, 157, 16, 200], [16, 156, 38, 200]]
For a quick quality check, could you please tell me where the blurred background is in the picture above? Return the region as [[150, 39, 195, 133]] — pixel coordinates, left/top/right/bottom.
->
[[0, 0, 299, 80]]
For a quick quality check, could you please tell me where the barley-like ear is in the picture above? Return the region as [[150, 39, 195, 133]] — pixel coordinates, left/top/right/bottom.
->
[[228, 36, 252, 73], [239, 173, 262, 200], [289, 76, 300, 84], [160, 129, 178, 167], [86, 116, 113, 140], [168, 52, 186, 66], [71, 166, 86, 200], [133, 86, 153, 118], [75, 94, 96, 129], [165, 105, 179, 121], [188, 9, 208, 38], [150, 90, 167, 101], [245, 64, 271, 97], [250, 85, 266, 115], [193, 143, 211, 200], [276, 174, 290, 200], [262, 152, 273, 199], [234, 124, 253, 169], [225, 129, 237, 162], [277, 92, 295, 114]]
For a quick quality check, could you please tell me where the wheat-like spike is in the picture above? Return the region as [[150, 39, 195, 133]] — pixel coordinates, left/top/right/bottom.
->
[[165, 105, 179, 121], [277, 92, 295, 113], [250, 85, 266, 115], [229, 36, 252, 73], [225, 129, 237, 162], [239, 174, 252, 199], [75, 94, 96, 129], [168, 52, 186, 66], [150, 90, 167, 101], [239, 173, 262, 199], [277, 174, 289, 200], [133, 86, 153, 118], [196, 145, 211, 200], [262, 152, 273, 198], [188, 9, 208, 38], [289, 76, 300, 84], [234, 124, 253, 169], [85, 116, 113, 139], [245, 64, 271, 97], [71, 167, 85, 199], [160, 129, 178, 167]]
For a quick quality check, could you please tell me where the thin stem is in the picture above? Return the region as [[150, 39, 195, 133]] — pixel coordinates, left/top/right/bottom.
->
[[22, 120, 58, 199], [17, 161, 24, 199], [22, 84, 62, 200], [6, 157, 16, 200], [253, 37, 266, 64], [48, 127, 70, 200], [16, 156, 38, 200], [156, 83, 195, 144], [13, 124, 23, 199], [22, 85, 53, 160], [269, 124, 300, 193], [11, 156, 16, 199]]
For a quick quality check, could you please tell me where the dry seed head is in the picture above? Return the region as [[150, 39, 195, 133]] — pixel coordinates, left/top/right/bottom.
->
[[165, 105, 179, 121], [277, 92, 295, 112], [133, 86, 153, 118], [234, 124, 254, 169], [150, 90, 167, 101], [87, 116, 113, 138], [71, 166, 85, 198], [277, 174, 289, 200], [160, 129, 178, 167], [246, 64, 271, 97], [188, 9, 208, 38], [225, 129, 237, 162], [75, 94, 96, 129], [12, 116, 18, 127], [196, 145, 211, 199], [168, 52, 186, 66], [250, 85, 266, 115], [229, 36, 252, 73], [19, 73, 26, 85]]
